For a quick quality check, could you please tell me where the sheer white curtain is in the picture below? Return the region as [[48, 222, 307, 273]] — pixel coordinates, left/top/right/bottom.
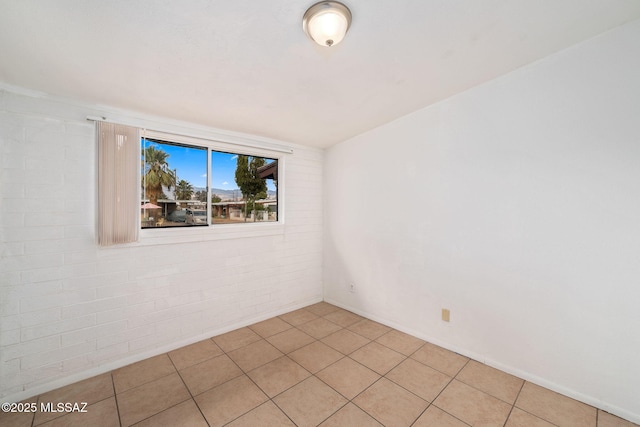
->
[[97, 122, 140, 246]]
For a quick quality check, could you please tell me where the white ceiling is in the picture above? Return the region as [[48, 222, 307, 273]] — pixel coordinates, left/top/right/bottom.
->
[[1, 1, 640, 148]]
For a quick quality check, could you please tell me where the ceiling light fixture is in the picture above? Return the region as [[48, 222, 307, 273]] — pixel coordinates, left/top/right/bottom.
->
[[303, 1, 352, 47]]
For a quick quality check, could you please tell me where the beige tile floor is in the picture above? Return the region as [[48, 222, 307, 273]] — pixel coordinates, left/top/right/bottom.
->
[[1, 302, 638, 427]]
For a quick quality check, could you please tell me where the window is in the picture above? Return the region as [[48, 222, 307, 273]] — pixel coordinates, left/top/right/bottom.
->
[[140, 135, 278, 229], [210, 151, 278, 225]]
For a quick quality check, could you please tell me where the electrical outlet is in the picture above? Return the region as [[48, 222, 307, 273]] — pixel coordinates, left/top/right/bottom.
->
[[349, 283, 356, 293], [441, 308, 450, 322]]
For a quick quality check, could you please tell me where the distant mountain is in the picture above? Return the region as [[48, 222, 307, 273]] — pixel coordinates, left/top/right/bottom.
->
[[195, 187, 276, 201], [210, 188, 241, 201]]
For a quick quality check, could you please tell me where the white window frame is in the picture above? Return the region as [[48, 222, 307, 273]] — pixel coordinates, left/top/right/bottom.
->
[[137, 129, 286, 246]]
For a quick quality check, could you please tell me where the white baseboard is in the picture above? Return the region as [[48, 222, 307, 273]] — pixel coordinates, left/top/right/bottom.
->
[[4, 296, 323, 404], [323, 297, 640, 425]]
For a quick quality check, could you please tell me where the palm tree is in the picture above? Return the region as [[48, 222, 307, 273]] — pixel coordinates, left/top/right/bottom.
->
[[175, 179, 194, 200], [142, 145, 175, 206]]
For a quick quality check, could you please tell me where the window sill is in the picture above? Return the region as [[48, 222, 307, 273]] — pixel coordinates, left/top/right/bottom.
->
[[132, 222, 285, 247]]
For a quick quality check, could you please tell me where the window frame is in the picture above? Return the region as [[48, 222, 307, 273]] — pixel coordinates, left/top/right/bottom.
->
[[137, 130, 285, 246]]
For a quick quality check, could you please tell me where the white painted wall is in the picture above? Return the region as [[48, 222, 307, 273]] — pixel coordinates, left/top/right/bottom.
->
[[0, 90, 323, 401], [324, 20, 640, 423]]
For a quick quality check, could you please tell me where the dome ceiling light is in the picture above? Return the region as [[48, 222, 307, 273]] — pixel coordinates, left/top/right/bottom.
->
[[303, 1, 352, 47]]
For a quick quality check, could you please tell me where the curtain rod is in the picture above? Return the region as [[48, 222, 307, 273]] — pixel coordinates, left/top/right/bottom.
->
[[86, 115, 294, 154]]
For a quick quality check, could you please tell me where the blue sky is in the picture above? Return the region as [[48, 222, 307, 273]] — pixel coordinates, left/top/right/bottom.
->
[[211, 150, 240, 190], [142, 139, 275, 191]]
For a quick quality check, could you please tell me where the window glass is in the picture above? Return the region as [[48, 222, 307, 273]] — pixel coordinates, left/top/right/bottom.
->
[[141, 138, 208, 228], [140, 137, 278, 229], [210, 151, 278, 224]]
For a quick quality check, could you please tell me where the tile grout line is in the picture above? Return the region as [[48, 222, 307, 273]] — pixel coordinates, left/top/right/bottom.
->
[[167, 352, 209, 427], [216, 337, 284, 426], [348, 375, 390, 425], [509, 382, 562, 427], [223, 322, 404, 426], [452, 368, 524, 407], [255, 316, 380, 425], [240, 348, 300, 425], [281, 317, 423, 425], [269, 393, 303, 427], [109, 371, 122, 427], [423, 358, 472, 426], [341, 332, 424, 424], [31, 394, 38, 427], [403, 343, 528, 420], [268, 326, 371, 424], [313, 399, 351, 427], [118, 365, 189, 426], [501, 379, 525, 427], [109, 372, 123, 427], [246, 303, 342, 425]]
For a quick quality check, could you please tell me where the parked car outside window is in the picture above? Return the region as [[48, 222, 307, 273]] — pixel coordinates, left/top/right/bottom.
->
[[166, 210, 186, 223], [185, 209, 207, 225]]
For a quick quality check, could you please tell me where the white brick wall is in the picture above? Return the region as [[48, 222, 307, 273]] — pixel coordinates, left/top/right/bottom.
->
[[0, 89, 324, 400]]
